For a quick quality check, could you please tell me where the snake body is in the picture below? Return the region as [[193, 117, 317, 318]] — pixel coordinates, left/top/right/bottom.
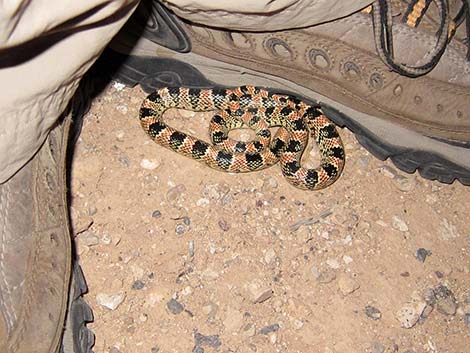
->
[[139, 86, 345, 190]]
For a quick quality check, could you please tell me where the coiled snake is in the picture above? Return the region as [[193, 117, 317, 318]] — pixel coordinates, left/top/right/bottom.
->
[[139, 85, 345, 190]]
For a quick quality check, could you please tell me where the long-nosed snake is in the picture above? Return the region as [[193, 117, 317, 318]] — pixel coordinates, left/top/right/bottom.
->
[[139, 85, 345, 190]]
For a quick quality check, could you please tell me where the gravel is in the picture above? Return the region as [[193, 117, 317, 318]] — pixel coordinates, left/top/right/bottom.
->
[[364, 306, 382, 320], [167, 298, 184, 314], [259, 323, 280, 335], [131, 280, 145, 290], [415, 248, 432, 262], [152, 210, 162, 218]]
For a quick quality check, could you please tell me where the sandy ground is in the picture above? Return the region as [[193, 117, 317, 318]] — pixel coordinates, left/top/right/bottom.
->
[[70, 82, 470, 353]]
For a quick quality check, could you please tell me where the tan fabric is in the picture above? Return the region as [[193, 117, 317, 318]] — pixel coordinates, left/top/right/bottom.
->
[[0, 0, 138, 183], [163, 0, 374, 30], [0, 0, 372, 183]]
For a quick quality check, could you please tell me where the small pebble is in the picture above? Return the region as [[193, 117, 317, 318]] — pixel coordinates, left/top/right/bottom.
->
[[188, 240, 195, 257], [96, 292, 125, 310], [88, 205, 98, 216], [113, 82, 125, 91], [371, 341, 385, 353], [245, 279, 273, 303], [464, 313, 470, 324], [140, 158, 160, 170], [152, 210, 162, 218], [380, 165, 397, 178], [259, 323, 280, 335], [115, 130, 125, 141], [253, 289, 273, 304], [101, 233, 112, 245], [167, 298, 184, 314], [196, 198, 210, 206], [364, 306, 382, 320], [218, 219, 230, 232], [435, 285, 457, 316], [79, 230, 100, 246], [175, 224, 187, 235], [182, 216, 191, 226], [221, 194, 233, 205], [415, 248, 432, 263], [393, 175, 416, 192], [131, 280, 145, 290], [264, 249, 276, 264], [243, 323, 256, 337], [419, 304, 434, 323], [392, 216, 409, 232], [265, 177, 278, 188], [438, 218, 460, 240], [118, 154, 130, 167], [151, 346, 160, 353], [194, 332, 222, 349], [395, 293, 427, 328]]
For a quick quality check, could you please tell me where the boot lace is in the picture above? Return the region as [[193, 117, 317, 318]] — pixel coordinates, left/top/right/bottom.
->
[[372, 0, 470, 77]]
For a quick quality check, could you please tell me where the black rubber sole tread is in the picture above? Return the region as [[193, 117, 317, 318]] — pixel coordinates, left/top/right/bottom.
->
[[60, 262, 95, 353], [102, 51, 470, 186]]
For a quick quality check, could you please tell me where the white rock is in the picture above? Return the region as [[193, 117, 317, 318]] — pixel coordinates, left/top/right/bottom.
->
[[292, 319, 304, 330], [196, 198, 210, 207], [113, 82, 126, 91], [439, 218, 460, 240], [392, 216, 409, 232], [395, 292, 427, 328], [380, 165, 397, 178], [245, 279, 273, 303], [96, 292, 125, 310], [78, 230, 100, 246], [101, 233, 112, 245], [264, 249, 276, 264], [115, 130, 125, 141], [116, 104, 128, 114], [140, 158, 160, 170], [342, 235, 353, 245]]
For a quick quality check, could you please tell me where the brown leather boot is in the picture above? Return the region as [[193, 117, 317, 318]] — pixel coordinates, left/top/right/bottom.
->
[[108, 0, 470, 185], [0, 111, 94, 353]]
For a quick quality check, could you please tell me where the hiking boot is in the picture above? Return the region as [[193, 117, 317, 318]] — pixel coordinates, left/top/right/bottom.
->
[[0, 108, 94, 352], [107, 0, 470, 185]]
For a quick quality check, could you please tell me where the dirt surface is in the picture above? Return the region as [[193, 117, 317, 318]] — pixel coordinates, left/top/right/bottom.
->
[[70, 82, 470, 353]]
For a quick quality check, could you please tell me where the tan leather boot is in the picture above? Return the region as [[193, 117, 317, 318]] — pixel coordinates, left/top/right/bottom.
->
[[0, 112, 93, 353], [108, 0, 470, 185]]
